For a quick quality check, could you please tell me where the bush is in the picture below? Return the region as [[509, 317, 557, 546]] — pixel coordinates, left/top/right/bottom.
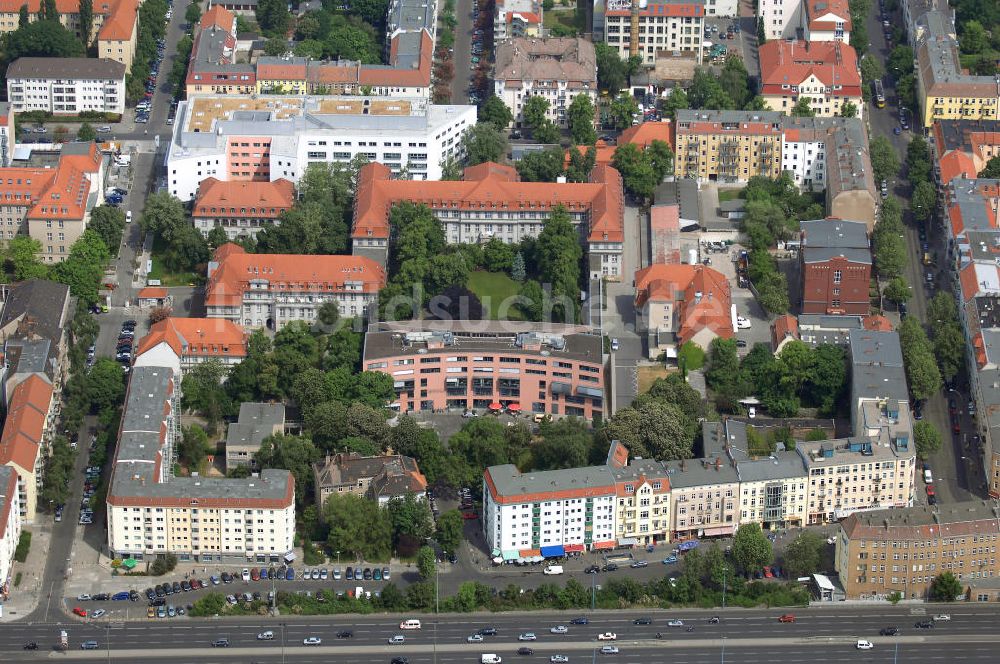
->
[[150, 553, 178, 576], [14, 530, 31, 562]]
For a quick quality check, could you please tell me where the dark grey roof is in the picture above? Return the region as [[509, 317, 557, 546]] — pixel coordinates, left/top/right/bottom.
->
[[226, 403, 285, 451], [4, 338, 52, 376], [801, 219, 871, 265], [7, 57, 126, 81], [486, 463, 615, 497], [0, 279, 70, 345], [849, 329, 908, 404]]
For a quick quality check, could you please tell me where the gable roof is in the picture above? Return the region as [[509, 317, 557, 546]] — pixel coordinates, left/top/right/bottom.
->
[[634, 263, 734, 345], [136, 317, 248, 360], [0, 279, 70, 345], [759, 40, 861, 96], [0, 374, 53, 473], [193, 178, 295, 219]]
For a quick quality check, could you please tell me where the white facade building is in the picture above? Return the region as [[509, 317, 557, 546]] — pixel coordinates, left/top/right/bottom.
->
[[757, 0, 803, 41], [6, 58, 126, 116], [0, 466, 21, 590], [166, 95, 476, 201], [603, 0, 706, 67]]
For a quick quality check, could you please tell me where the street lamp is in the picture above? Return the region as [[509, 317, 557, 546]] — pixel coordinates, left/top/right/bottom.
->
[[335, 550, 340, 567]]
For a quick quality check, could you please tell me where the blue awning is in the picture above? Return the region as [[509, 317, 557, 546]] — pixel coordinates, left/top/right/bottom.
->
[[540, 545, 565, 558]]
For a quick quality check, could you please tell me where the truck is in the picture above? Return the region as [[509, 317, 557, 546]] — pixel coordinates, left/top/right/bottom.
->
[[58, 630, 68, 651]]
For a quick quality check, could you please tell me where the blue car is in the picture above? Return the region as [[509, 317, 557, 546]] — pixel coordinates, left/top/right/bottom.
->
[[285, 567, 294, 581], [111, 591, 130, 601], [663, 555, 679, 564]]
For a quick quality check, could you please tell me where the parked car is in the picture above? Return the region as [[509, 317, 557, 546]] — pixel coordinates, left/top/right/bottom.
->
[[778, 614, 796, 623]]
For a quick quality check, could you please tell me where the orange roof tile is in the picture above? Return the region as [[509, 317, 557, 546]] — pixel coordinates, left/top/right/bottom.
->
[[193, 178, 295, 220], [938, 151, 978, 185], [352, 161, 624, 244], [137, 287, 168, 299], [959, 263, 982, 302], [205, 245, 386, 308], [0, 375, 53, 474], [308, 62, 360, 85], [97, 0, 138, 42], [619, 121, 673, 150], [771, 314, 799, 349], [200, 4, 235, 30], [136, 317, 248, 360], [0, 168, 57, 209], [862, 315, 893, 332], [759, 40, 862, 97], [257, 62, 307, 81], [804, 0, 852, 31], [634, 264, 734, 346], [360, 30, 433, 88]]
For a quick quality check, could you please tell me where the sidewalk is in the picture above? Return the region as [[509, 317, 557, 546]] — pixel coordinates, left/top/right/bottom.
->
[[0, 525, 52, 621]]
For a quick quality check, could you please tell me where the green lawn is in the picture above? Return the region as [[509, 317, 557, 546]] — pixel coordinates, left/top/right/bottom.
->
[[544, 8, 582, 35], [467, 271, 524, 320], [718, 189, 743, 202], [147, 237, 200, 287]]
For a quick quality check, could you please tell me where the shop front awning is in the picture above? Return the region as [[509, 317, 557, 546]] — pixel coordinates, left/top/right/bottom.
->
[[540, 545, 565, 558], [591, 540, 616, 550], [617, 537, 638, 547], [701, 525, 735, 537], [519, 548, 541, 558], [502, 550, 520, 561], [564, 544, 585, 554]]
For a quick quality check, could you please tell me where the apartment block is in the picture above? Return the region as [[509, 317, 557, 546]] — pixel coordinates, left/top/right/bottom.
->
[[0, 466, 20, 593], [192, 178, 296, 240], [0, 102, 13, 168], [7, 57, 125, 116], [205, 243, 386, 330], [134, 317, 248, 371], [800, 218, 872, 315], [0, 374, 54, 524], [603, 0, 705, 67], [494, 37, 597, 129], [759, 40, 862, 118], [932, 120, 1000, 185], [363, 321, 605, 420], [106, 363, 295, 563], [663, 453, 740, 541], [494, 0, 542, 41], [914, 11, 1000, 128], [166, 95, 475, 200], [352, 161, 624, 280], [674, 109, 784, 183], [802, 0, 850, 42], [836, 502, 1000, 599], [314, 452, 427, 509]]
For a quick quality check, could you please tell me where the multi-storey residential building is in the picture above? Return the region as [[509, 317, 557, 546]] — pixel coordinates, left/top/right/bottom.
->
[[663, 452, 740, 541], [494, 0, 542, 41], [0, 374, 54, 524], [914, 11, 1000, 128], [780, 116, 878, 228], [801, 0, 850, 42], [313, 452, 428, 509], [674, 110, 784, 183], [363, 321, 605, 420], [106, 363, 296, 563], [758, 40, 862, 118], [758, 0, 802, 41], [205, 243, 386, 330], [186, 5, 435, 98], [225, 403, 285, 470], [836, 502, 1000, 600], [6, 57, 126, 116], [353, 161, 624, 279], [800, 218, 872, 315], [633, 263, 734, 357], [134, 317, 248, 371], [166, 95, 475, 200], [901, 0, 948, 44], [0, 465, 20, 592], [0, 102, 13, 168], [494, 37, 597, 129], [602, 0, 705, 67], [483, 441, 669, 559], [192, 178, 296, 240], [932, 120, 1000, 185]]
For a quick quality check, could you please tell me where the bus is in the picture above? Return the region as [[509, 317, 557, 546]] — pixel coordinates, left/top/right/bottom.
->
[[872, 79, 886, 108]]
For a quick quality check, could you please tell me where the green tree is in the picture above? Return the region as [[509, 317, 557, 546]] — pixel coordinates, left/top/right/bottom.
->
[[461, 122, 507, 165], [609, 92, 639, 130], [718, 55, 751, 108], [256, 433, 322, 509], [324, 493, 392, 560], [883, 276, 912, 304], [5, 19, 84, 60], [907, 135, 931, 183], [898, 317, 943, 401], [594, 42, 629, 93], [18, 4, 28, 27], [255, 0, 290, 35], [840, 101, 858, 118], [661, 86, 689, 119], [731, 523, 773, 575], [416, 545, 436, 580], [76, 122, 96, 142], [782, 531, 824, 579], [536, 206, 581, 322], [179, 424, 211, 471], [522, 95, 550, 133], [612, 142, 658, 201], [479, 95, 513, 129], [933, 324, 966, 382], [928, 571, 962, 601], [566, 94, 597, 145], [532, 418, 595, 470], [184, 1, 201, 24], [533, 120, 561, 145], [913, 421, 942, 459], [566, 145, 596, 183], [911, 180, 936, 223], [688, 68, 734, 109], [436, 509, 464, 555], [706, 337, 741, 394], [516, 147, 565, 182], [189, 592, 226, 617], [51, 230, 110, 304], [959, 20, 988, 54], [887, 45, 915, 78], [859, 55, 883, 85], [387, 493, 434, 542], [511, 252, 526, 282], [791, 97, 815, 117], [5, 236, 49, 281], [88, 206, 126, 254], [601, 400, 695, 460], [869, 136, 900, 184], [140, 191, 189, 242], [979, 156, 1000, 179]]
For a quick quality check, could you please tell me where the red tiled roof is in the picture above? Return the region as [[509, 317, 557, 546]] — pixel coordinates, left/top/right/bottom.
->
[[193, 178, 295, 219], [634, 263, 734, 346], [97, 0, 138, 42], [938, 151, 979, 185], [0, 375, 53, 474], [619, 121, 673, 150], [200, 4, 235, 30], [804, 0, 852, 32], [136, 317, 248, 360], [759, 40, 862, 97], [137, 287, 168, 299], [205, 244, 386, 307], [862, 315, 893, 331], [507, 11, 541, 23], [351, 161, 624, 244], [771, 314, 799, 349], [308, 62, 360, 84], [360, 30, 433, 88], [257, 62, 307, 80]]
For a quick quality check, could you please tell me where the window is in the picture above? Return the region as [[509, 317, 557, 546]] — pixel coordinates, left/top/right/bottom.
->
[[833, 270, 842, 284]]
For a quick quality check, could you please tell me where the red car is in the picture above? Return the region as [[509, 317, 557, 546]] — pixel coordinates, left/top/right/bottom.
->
[[461, 511, 478, 520], [778, 614, 795, 623], [952, 420, 961, 434], [763, 566, 774, 578], [926, 485, 936, 496], [72, 607, 88, 617]]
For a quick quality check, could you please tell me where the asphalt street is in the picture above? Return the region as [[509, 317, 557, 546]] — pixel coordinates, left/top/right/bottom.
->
[[449, 0, 474, 104]]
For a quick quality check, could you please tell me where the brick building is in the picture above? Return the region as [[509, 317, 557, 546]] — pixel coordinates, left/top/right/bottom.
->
[[800, 219, 871, 315]]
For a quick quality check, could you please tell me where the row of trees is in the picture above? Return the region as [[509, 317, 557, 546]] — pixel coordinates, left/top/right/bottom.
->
[[125, 0, 170, 102], [706, 339, 847, 417]]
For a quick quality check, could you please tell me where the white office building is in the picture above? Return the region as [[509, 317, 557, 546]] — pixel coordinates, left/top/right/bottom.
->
[[6, 58, 126, 116], [166, 95, 476, 201]]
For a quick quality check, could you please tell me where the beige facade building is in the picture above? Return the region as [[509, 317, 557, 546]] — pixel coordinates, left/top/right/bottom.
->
[[611, 452, 672, 546], [674, 110, 784, 183], [663, 430, 741, 540], [836, 502, 1000, 600]]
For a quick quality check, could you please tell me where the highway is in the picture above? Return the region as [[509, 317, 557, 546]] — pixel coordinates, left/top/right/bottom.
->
[[2, 606, 999, 660]]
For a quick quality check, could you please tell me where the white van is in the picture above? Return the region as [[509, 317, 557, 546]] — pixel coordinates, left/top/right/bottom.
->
[[924, 469, 933, 484], [115, 154, 131, 166], [543, 565, 564, 575], [481, 655, 502, 664], [400, 619, 422, 630], [125, 210, 132, 223]]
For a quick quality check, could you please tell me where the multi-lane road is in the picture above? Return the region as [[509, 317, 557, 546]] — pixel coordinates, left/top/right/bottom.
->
[[3, 606, 999, 661]]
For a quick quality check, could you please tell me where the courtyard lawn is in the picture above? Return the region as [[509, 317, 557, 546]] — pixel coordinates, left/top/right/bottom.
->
[[147, 237, 200, 287], [467, 270, 524, 320], [638, 365, 673, 394], [717, 189, 743, 202]]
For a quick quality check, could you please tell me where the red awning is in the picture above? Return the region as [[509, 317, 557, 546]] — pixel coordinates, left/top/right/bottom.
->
[[507, 403, 521, 411], [591, 540, 616, 550], [564, 544, 585, 553], [519, 548, 541, 558], [489, 402, 503, 410]]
